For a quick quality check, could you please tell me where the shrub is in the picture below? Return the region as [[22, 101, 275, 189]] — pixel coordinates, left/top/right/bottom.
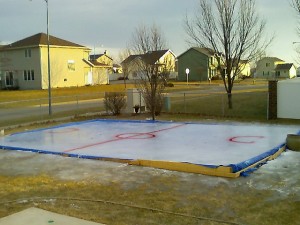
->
[[104, 92, 126, 115], [165, 82, 174, 87], [117, 76, 128, 80]]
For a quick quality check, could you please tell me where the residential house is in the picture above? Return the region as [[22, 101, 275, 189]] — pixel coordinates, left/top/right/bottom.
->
[[113, 64, 122, 74], [275, 63, 297, 79], [177, 47, 252, 82], [256, 57, 285, 79], [232, 59, 251, 79], [86, 51, 113, 85], [121, 49, 176, 80], [0, 33, 109, 90], [177, 47, 217, 82]]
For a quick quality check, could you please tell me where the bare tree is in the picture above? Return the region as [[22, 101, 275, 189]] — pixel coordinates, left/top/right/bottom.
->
[[131, 24, 167, 54], [291, 0, 300, 62], [292, 0, 300, 31], [118, 48, 132, 88], [128, 24, 168, 120], [185, 0, 272, 108]]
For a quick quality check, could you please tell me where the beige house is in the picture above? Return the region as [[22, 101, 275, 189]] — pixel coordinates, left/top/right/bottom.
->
[[256, 57, 285, 79], [275, 63, 297, 79], [121, 49, 176, 80], [85, 51, 113, 85], [0, 33, 110, 90]]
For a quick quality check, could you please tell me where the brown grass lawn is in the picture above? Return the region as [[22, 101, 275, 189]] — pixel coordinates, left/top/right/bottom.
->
[[0, 153, 299, 225], [0, 84, 136, 103], [0, 148, 300, 225]]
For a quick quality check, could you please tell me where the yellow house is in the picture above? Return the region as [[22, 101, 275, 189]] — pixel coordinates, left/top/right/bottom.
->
[[85, 52, 113, 84], [236, 60, 251, 78], [121, 49, 176, 80], [0, 33, 109, 90]]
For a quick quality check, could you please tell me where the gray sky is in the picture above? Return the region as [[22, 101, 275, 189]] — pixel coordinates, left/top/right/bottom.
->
[[0, 0, 299, 64]]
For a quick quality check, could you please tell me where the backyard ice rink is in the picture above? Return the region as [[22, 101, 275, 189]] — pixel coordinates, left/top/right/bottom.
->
[[0, 119, 299, 177]]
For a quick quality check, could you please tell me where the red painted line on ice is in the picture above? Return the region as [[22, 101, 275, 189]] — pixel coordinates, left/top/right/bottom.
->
[[116, 133, 156, 139], [63, 124, 185, 153], [228, 136, 265, 144]]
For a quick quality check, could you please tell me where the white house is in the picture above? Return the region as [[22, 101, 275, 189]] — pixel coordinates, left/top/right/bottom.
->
[[256, 57, 285, 79], [275, 63, 297, 79]]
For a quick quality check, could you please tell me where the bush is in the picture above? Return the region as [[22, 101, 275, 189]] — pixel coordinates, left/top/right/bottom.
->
[[117, 76, 128, 80], [165, 82, 174, 87], [104, 92, 126, 115], [3, 86, 20, 90], [211, 76, 221, 80]]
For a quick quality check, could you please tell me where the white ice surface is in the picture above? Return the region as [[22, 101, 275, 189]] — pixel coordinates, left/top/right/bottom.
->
[[0, 120, 299, 166]]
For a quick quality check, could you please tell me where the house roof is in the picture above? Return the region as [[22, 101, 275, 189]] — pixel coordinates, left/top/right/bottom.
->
[[275, 63, 294, 70], [259, 57, 284, 62], [142, 50, 170, 64], [193, 47, 215, 56], [90, 54, 104, 60], [177, 47, 215, 59], [121, 54, 140, 65], [121, 49, 173, 66], [0, 33, 88, 50], [89, 53, 113, 61], [83, 59, 112, 68]]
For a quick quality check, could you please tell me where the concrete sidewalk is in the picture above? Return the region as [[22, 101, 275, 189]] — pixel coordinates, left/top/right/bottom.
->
[[0, 207, 105, 225]]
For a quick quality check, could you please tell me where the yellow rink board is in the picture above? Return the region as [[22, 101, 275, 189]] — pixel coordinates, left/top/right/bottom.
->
[[101, 145, 287, 178]]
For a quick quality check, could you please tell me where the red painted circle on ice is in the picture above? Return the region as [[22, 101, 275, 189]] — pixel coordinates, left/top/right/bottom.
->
[[116, 133, 156, 139], [229, 136, 264, 144]]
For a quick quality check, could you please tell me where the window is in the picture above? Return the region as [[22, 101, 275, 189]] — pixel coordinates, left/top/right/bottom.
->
[[24, 70, 35, 81], [24, 70, 28, 81], [25, 49, 31, 58], [68, 60, 75, 71], [27, 70, 31, 80], [31, 70, 35, 80], [266, 62, 270, 67], [5, 72, 13, 86]]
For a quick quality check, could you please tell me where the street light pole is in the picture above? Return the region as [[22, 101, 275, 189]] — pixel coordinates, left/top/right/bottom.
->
[[45, 0, 52, 115]]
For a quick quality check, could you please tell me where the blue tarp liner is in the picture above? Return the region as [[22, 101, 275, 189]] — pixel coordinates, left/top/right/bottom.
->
[[0, 119, 299, 177]]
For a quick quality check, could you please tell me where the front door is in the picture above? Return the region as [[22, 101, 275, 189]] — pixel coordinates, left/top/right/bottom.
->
[[5, 71, 13, 86]]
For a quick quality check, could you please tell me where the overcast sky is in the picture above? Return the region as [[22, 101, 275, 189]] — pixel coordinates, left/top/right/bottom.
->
[[0, 0, 299, 64]]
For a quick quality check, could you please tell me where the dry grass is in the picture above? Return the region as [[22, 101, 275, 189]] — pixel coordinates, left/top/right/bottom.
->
[[0, 172, 299, 225], [0, 84, 137, 103]]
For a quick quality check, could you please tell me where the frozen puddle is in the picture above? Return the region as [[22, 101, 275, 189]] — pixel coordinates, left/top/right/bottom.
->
[[0, 119, 299, 178]]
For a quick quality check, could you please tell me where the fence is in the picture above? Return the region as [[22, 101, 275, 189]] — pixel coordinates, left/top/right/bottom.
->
[[0, 90, 268, 127], [0, 93, 106, 127], [162, 91, 268, 120]]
